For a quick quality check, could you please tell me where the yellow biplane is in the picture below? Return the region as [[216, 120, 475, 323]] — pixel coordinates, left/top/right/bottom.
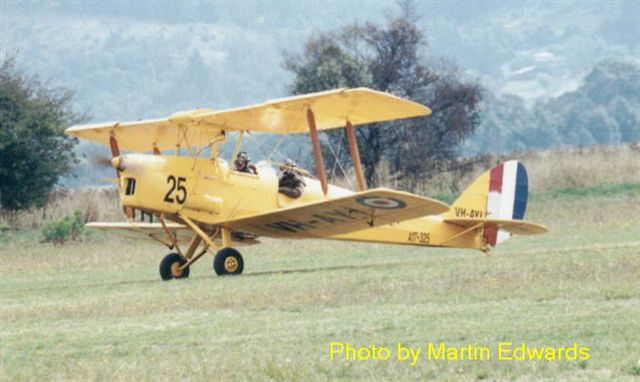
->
[[66, 88, 547, 280]]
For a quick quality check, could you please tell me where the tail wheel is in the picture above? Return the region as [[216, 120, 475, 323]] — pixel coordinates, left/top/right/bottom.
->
[[213, 248, 244, 276], [159, 253, 190, 280]]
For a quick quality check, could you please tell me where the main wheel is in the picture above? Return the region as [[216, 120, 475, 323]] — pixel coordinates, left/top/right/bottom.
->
[[213, 248, 244, 276], [159, 253, 190, 280]]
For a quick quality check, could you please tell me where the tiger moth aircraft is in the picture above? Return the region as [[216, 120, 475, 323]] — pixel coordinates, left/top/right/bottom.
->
[[65, 88, 548, 280]]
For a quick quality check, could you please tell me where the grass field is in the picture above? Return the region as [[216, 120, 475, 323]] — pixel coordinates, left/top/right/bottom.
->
[[1, 184, 639, 381]]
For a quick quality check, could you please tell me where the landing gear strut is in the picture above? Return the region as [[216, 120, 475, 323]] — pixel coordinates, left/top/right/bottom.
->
[[161, 214, 246, 279]]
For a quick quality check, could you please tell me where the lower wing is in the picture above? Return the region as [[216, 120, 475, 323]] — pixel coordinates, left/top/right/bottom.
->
[[86, 222, 192, 247], [86, 222, 261, 247], [220, 188, 449, 238]]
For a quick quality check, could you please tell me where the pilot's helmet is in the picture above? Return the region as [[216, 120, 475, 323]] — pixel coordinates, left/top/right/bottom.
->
[[236, 151, 250, 165], [280, 158, 297, 171]]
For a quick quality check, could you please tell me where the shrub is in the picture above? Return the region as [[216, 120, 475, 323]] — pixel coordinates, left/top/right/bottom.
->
[[41, 211, 85, 245], [0, 224, 9, 241], [0, 55, 85, 212]]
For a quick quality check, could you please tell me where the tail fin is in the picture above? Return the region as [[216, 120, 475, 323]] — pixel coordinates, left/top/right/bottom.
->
[[444, 160, 530, 246]]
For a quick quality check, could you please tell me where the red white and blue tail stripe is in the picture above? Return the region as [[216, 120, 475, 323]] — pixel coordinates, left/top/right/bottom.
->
[[484, 160, 529, 246]]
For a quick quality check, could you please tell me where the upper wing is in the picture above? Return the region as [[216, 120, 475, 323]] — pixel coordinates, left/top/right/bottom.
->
[[443, 218, 548, 235], [198, 87, 430, 134], [219, 188, 449, 238], [64, 113, 219, 153], [65, 88, 430, 151]]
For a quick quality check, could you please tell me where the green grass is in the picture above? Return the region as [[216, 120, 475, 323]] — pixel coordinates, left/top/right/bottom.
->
[[1, 190, 639, 381]]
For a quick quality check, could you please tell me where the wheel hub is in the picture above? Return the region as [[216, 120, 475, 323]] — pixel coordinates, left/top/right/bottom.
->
[[170, 261, 183, 277], [224, 256, 238, 272]]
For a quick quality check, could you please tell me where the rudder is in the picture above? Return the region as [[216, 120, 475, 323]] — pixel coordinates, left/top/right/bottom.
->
[[444, 160, 529, 246]]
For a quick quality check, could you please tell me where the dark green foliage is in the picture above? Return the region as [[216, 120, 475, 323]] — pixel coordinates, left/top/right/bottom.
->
[[41, 211, 85, 245], [283, 3, 482, 188], [0, 56, 84, 211], [285, 34, 373, 95]]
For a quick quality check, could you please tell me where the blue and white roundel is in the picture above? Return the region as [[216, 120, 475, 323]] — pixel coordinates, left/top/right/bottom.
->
[[355, 196, 406, 209]]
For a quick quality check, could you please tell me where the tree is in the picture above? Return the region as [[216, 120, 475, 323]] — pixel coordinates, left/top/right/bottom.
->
[[0, 56, 84, 213], [283, 2, 482, 189]]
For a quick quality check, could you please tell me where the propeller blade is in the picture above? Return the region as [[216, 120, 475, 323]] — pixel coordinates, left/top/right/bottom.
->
[[91, 154, 113, 168], [110, 133, 131, 221], [109, 134, 121, 180], [98, 177, 119, 184], [109, 134, 120, 157], [124, 206, 134, 221]]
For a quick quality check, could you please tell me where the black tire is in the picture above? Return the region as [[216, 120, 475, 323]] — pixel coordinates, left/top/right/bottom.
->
[[159, 252, 190, 281], [213, 248, 244, 276]]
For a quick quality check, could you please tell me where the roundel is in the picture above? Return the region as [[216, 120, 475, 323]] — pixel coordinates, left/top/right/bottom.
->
[[355, 196, 406, 209]]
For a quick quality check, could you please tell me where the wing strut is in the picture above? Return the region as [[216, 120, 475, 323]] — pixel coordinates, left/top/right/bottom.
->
[[307, 108, 329, 195], [345, 121, 366, 191]]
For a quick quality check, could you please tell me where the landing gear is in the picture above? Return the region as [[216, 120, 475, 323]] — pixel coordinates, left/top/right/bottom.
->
[[158, 215, 244, 279], [213, 248, 244, 276], [159, 252, 190, 280]]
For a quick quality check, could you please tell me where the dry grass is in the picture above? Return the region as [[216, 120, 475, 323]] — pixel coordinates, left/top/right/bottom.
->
[[518, 143, 640, 191], [0, 187, 122, 230], [389, 143, 640, 197]]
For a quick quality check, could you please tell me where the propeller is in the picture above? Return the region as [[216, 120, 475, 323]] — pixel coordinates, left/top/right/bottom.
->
[[108, 134, 134, 220]]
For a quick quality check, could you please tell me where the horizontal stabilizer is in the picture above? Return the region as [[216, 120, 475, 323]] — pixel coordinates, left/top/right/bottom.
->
[[222, 188, 449, 238], [444, 218, 548, 235]]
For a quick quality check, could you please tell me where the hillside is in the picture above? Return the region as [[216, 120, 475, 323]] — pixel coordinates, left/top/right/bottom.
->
[[4, 1, 637, 123], [466, 60, 640, 154]]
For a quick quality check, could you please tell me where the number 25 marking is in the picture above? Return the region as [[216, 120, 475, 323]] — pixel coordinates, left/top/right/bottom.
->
[[164, 175, 187, 204]]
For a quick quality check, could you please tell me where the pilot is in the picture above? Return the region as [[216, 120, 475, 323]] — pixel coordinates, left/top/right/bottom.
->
[[278, 159, 306, 199], [234, 151, 257, 175]]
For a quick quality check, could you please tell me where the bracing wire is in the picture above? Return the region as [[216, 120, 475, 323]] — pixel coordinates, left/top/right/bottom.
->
[[245, 133, 289, 169], [329, 137, 344, 183], [243, 133, 271, 159], [266, 135, 286, 163], [325, 134, 354, 191]]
